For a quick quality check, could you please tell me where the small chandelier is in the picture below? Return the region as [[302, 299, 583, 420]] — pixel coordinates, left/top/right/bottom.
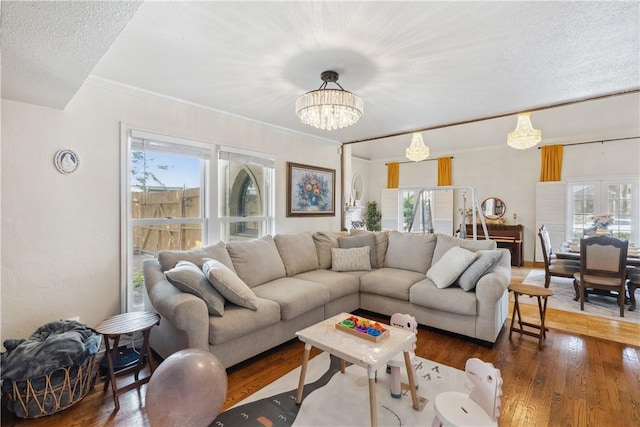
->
[[296, 70, 363, 130], [405, 132, 430, 162], [507, 112, 542, 149]]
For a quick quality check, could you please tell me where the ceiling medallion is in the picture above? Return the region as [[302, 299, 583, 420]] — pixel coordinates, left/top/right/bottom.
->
[[295, 71, 363, 131]]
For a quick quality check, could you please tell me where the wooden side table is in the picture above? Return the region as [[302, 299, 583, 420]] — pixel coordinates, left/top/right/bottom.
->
[[95, 311, 160, 410], [508, 283, 553, 348]]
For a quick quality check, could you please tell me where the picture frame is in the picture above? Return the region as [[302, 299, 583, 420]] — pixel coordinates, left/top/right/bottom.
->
[[286, 162, 336, 217]]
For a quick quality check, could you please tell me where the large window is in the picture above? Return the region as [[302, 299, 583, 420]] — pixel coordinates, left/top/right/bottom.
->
[[122, 129, 275, 312], [569, 179, 638, 241]]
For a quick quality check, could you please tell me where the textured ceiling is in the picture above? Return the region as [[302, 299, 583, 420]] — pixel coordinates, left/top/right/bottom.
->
[[2, 1, 639, 158]]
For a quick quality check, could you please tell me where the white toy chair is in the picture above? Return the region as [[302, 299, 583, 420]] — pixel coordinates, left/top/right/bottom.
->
[[386, 313, 418, 398], [431, 358, 503, 427]]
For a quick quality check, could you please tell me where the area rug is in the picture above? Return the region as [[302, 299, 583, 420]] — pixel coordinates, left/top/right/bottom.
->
[[521, 269, 640, 324], [212, 352, 470, 426]]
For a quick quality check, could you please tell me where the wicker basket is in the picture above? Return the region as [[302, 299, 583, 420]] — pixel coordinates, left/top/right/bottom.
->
[[3, 354, 98, 418]]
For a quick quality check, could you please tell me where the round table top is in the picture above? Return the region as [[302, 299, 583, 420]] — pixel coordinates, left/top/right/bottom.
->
[[508, 283, 554, 297], [95, 311, 160, 336]]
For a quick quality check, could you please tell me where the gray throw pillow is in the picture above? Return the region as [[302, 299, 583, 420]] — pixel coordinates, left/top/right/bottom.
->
[[426, 246, 478, 289], [158, 241, 235, 271], [165, 260, 225, 316], [331, 247, 372, 272], [456, 250, 503, 291], [202, 259, 258, 310], [350, 229, 389, 268], [338, 234, 376, 269]]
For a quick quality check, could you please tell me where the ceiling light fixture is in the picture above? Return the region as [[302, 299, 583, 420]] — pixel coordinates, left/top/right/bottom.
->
[[296, 70, 363, 131], [405, 132, 430, 162], [507, 112, 542, 149]]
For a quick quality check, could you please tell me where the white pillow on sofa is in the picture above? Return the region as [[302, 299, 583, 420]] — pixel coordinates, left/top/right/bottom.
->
[[426, 246, 478, 289], [203, 258, 258, 310]]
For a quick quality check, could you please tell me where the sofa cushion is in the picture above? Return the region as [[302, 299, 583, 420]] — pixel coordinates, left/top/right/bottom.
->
[[432, 234, 497, 264], [274, 232, 320, 276], [348, 229, 389, 268], [384, 231, 437, 273], [227, 235, 286, 287], [331, 247, 372, 272], [338, 234, 377, 268], [202, 259, 258, 310], [158, 241, 234, 271], [313, 231, 348, 269], [427, 246, 478, 289], [208, 297, 281, 345], [294, 269, 360, 300], [165, 261, 225, 316], [457, 249, 503, 291], [252, 277, 330, 320], [410, 278, 477, 315], [360, 268, 426, 301]]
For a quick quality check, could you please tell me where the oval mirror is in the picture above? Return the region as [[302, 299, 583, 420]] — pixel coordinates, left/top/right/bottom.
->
[[352, 173, 364, 202], [481, 197, 506, 220]]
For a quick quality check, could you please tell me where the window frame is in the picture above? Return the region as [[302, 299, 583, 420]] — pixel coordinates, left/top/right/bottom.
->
[[121, 125, 214, 313]]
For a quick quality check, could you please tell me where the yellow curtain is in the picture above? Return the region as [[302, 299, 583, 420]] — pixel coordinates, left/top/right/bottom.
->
[[540, 145, 563, 182], [437, 157, 452, 186], [387, 162, 399, 188]]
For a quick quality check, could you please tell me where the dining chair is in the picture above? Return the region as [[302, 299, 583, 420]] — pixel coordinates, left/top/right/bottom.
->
[[574, 235, 628, 317], [627, 270, 639, 312], [538, 225, 581, 299]]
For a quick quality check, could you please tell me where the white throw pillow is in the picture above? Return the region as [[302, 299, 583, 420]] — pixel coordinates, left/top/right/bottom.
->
[[331, 247, 372, 272], [202, 258, 258, 310], [426, 246, 478, 289]]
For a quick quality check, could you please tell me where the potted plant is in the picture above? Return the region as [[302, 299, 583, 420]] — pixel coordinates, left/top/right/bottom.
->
[[365, 201, 382, 231]]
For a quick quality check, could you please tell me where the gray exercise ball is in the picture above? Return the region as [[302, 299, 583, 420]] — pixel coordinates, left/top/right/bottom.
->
[[145, 348, 227, 427]]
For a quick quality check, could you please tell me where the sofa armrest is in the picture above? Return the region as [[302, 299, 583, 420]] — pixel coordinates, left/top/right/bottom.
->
[[143, 259, 209, 351], [475, 248, 511, 302]]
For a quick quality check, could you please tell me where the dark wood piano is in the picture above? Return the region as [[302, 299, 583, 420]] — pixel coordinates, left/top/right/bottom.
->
[[466, 224, 524, 267]]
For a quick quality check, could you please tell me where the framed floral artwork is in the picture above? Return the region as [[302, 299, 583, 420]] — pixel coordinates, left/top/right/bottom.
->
[[286, 162, 336, 217]]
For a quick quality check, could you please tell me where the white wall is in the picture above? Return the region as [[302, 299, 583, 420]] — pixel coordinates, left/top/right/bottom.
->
[[0, 83, 342, 344], [367, 138, 640, 263]]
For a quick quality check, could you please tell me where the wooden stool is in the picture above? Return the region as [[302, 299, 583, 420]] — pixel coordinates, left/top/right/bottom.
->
[[508, 283, 553, 348], [95, 311, 160, 410]]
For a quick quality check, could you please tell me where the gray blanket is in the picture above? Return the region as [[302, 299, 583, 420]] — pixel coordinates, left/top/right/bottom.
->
[[1, 320, 100, 384]]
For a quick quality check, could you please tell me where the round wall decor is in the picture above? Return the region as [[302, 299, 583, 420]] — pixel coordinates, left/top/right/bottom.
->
[[54, 149, 80, 174]]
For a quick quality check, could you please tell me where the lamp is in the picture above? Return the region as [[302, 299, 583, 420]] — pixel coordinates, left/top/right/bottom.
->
[[507, 112, 542, 149], [405, 132, 430, 162], [296, 71, 363, 130]]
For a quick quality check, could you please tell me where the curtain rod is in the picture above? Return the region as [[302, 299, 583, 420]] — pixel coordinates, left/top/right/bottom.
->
[[537, 136, 639, 149], [385, 156, 453, 166], [343, 89, 640, 145]]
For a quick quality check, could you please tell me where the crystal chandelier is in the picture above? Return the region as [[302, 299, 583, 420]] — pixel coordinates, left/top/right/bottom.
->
[[296, 71, 363, 131], [507, 112, 542, 149], [405, 132, 430, 162]]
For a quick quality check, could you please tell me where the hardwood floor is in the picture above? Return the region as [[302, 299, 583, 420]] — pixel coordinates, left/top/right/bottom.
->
[[3, 266, 639, 426]]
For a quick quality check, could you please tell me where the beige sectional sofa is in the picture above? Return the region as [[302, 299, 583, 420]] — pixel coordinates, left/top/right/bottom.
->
[[143, 230, 511, 368]]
